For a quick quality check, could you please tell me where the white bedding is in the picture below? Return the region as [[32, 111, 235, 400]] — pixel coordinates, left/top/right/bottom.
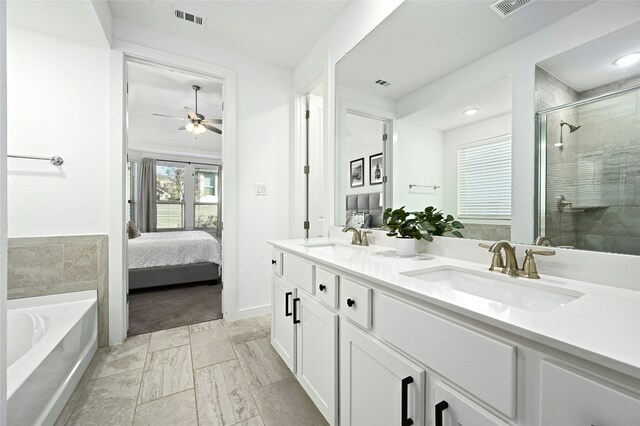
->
[[128, 231, 222, 269]]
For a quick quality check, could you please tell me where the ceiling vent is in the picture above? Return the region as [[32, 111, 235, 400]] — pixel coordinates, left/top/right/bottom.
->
[[173, 7, 207, 27], [490, 0, 533, 18], [374, 79, 391, 87]]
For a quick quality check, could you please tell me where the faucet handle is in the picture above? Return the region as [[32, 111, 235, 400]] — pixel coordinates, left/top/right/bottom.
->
[[520, 248, 555, 279], [362, 230, 372, 247], [478, 242, 505, 272]]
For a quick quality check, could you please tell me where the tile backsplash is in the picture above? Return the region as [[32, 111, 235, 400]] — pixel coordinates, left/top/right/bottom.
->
[[8, 235, 109, 346]]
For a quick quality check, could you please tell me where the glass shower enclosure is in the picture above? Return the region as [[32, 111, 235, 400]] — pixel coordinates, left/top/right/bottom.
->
[[536, 84, 640, 255]]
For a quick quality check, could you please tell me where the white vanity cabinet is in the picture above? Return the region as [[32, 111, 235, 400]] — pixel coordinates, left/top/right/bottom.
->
[[269, 246, 640, 426], [340, 320, 426, 426], [270, 254, 339, 425]]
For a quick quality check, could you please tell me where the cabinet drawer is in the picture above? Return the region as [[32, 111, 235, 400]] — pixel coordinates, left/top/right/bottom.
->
[[540, 361, 640, 426], [340, 278, 371, 329], [282, 253, 314, 294], [377, 294, 516, 418], [271, 249, 283, 276], [315, 267, 339, 309], [434, 382, 508, 426]]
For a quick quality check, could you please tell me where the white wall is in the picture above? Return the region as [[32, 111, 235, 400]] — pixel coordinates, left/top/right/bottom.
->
[[394, 121, 444, 212], [112, 18, 292, 315], [442, 113, 511, 219], [395, 1, 640, 243], [0, 1, 8, 422], [7, 27, 109, 237]]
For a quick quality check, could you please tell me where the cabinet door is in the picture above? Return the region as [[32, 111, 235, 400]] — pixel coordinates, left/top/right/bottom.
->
[[540, 361, 640, 426], [433, 382, 508, 426], [296, 293, 338, 425], [272, 275, 296, 372], [341, 320, 425, 426]]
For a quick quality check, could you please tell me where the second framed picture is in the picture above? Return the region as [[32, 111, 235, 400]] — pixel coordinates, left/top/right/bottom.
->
[[369, 153, 384, 185], [350, 158, 365, 187]]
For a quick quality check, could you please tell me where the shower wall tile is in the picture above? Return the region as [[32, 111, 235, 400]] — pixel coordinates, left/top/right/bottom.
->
[[603, 235, 640, 256], [8, 235, 110, 346], [455, 223, 511, 242], [578, 75, 640, 99], [603, 145, 640, 184], [576, 234, 604, 252], [535, 67, 579, 111], [577, 92, 636, 125]]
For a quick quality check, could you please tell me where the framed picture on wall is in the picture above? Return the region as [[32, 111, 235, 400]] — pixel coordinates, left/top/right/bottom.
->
[[350, 158, 365, 187], [370, 153, 384, 185]]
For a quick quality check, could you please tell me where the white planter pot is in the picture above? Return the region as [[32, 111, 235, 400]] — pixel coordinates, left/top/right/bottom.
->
[[396, 238, 415, 257]]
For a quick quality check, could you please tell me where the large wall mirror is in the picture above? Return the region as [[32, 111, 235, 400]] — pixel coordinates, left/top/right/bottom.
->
[[335, 0, 640, 256]]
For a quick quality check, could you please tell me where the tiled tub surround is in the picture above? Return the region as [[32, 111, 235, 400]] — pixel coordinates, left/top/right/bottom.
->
[[537, 67, 640, 254], [8, 235, 109, 346], [55, 315, 327, 426], [456, 223, 511, 241]]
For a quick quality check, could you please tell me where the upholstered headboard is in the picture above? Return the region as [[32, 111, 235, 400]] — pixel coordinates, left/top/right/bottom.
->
[[346, 192, 383, 228]]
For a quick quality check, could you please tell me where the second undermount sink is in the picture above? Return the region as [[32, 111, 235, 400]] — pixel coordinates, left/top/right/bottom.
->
[[401, 267, 584, 313]]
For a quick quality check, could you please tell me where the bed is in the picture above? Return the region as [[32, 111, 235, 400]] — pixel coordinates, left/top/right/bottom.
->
[[346, 192, 384, 228], [128, 231, 222, 290]]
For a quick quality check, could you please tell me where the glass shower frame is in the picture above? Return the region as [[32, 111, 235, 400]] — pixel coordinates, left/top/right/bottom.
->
[[535, 82, 640, 243]]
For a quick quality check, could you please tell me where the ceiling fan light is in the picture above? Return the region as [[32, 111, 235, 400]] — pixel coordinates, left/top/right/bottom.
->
[[195, 124, 206, 134], [185, 122, 194, 131]]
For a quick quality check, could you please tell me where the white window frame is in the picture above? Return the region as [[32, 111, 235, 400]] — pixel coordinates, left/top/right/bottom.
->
[[193, 165, 220, 230], [457, 135, 512, 222], [156, 161, 187, 230]]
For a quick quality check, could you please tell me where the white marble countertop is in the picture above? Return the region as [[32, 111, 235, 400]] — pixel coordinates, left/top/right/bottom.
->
[[269, 238, 640, 380]]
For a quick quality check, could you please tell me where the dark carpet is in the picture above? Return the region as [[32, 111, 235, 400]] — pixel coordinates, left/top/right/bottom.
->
[[128, 281, 222, 336]]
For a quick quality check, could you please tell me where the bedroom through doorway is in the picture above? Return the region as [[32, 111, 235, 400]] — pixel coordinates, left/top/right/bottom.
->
[[124, 58, 225, 336]]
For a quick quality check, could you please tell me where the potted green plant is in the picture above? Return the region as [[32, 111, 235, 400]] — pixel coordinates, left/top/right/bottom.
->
[[382, 206, 464, 256]]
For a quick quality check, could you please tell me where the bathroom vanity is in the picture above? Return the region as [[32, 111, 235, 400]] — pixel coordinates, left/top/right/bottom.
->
[[268, 238, 640, 426]]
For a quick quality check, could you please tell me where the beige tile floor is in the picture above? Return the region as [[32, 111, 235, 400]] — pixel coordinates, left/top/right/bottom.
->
[[56, 315, 328, 426]]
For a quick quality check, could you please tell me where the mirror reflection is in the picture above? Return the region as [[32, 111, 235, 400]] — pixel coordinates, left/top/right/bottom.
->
[[335, 0, 640, 255], [536, 22, 640, 255]]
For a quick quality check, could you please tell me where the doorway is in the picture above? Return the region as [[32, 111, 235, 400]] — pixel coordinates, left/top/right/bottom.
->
[[124, 58, 225, 335]]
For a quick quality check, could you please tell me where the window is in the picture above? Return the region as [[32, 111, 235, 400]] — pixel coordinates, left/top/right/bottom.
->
[[457, 137, 511, 220], [194, 168, 219, 229], [156, 163, 186, 229]]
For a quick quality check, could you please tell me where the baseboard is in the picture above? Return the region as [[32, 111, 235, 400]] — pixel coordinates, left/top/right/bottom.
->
[[226, 304, 271, 321]]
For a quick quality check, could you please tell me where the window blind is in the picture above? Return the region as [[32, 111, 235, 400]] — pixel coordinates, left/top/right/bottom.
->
[[457, 138, 511, 219]]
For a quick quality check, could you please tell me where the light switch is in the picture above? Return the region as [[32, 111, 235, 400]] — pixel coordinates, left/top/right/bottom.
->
[[255, 183, 267, 195]]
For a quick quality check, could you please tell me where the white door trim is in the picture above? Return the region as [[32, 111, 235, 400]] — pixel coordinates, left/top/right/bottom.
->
[[108, 41, 238, 344]]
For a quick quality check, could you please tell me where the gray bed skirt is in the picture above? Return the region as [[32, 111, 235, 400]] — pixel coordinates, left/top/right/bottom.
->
[[129, 263, 220, 290]]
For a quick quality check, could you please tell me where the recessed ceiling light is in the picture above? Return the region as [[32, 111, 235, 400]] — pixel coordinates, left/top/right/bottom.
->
[[463, 108, 479, 116], [613, 52, 640, 67]]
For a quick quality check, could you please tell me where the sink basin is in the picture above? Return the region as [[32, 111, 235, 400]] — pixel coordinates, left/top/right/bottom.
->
[[401, 267, 583, 313]]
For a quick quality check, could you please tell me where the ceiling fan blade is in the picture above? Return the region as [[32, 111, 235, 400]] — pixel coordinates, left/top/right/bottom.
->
[[152, 113, 188, 121], [184, 107, 199, 120], [178, 125, 187, 130], [202, 124, 222, 134], [201, 118, 223, 124]]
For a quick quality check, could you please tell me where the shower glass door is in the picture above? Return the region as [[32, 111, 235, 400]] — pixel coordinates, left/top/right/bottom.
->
[[536, 85, 640, 255]]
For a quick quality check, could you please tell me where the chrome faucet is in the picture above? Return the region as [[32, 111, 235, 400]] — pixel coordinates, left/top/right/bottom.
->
[[482, 240, 556, 279], [342, 227, 363, 246], [488, 240, 520, 276]]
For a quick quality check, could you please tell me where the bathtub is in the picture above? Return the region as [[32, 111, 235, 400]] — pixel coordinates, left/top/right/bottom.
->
[[7, 291, 98, 426]]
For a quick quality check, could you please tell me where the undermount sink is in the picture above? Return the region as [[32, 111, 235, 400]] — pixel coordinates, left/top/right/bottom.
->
[[401, 267, 584, 313]]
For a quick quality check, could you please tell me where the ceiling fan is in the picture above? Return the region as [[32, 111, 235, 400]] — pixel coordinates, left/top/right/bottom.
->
[[152, 85, 222, 136]]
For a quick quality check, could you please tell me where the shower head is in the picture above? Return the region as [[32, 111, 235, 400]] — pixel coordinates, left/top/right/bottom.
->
[[561, 121, 581, 133], [555, 120, 581, 149]]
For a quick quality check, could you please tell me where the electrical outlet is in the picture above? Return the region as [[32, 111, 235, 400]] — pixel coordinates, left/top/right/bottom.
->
[[255, 183, 267, 196]]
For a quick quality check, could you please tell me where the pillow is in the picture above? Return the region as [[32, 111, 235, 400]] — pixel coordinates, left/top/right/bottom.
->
[[127, 221, 141, 239]]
